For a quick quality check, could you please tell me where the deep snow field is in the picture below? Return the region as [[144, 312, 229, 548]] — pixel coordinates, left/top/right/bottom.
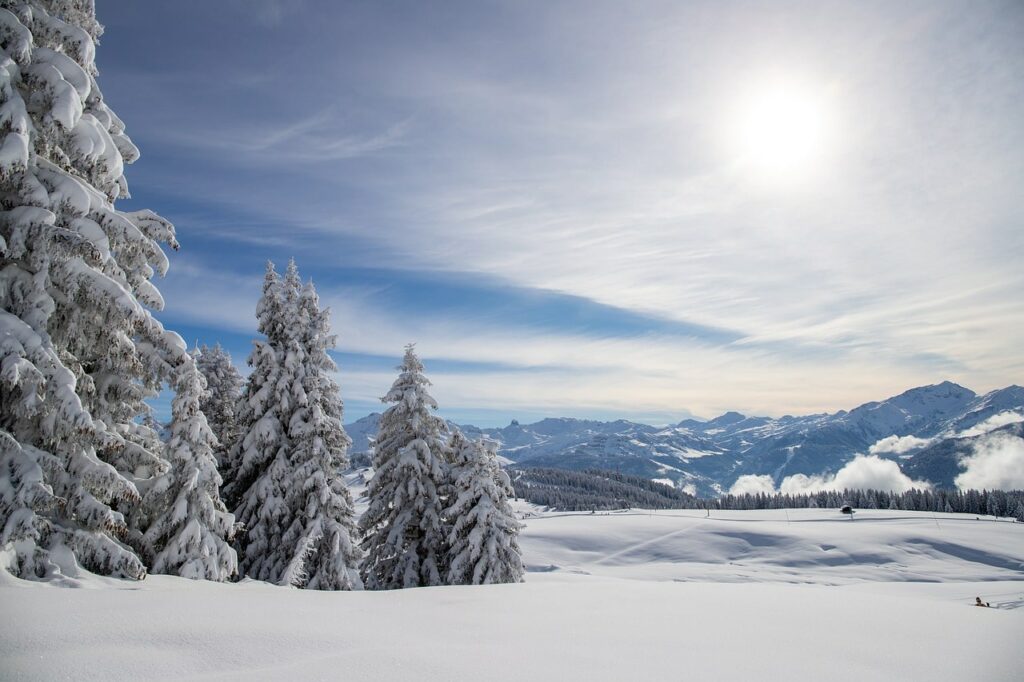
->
[[3, 508, 1023, 681]]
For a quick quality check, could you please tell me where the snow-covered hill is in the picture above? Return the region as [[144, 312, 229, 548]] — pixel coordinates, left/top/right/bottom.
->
[[520, 507, 1024, 583], [4, 509, 1022, 681], [347, 382, 1024, 494]]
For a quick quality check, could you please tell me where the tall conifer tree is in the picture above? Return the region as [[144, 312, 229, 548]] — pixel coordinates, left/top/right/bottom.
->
[[445, 431, 524, 585], [222, 263, 285, 510], [359, 345, 449, 589], [229, 260, 360, 589], [131, 361, 237, 580], [0, 0, 188, 580]]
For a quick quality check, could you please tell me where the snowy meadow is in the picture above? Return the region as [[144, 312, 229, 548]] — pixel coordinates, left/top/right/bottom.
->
[[4, 507, 1023, 681]]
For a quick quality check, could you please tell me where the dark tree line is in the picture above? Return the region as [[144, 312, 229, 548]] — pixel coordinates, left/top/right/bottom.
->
[[510, 468, 700, 511], [712, 487, 1024, 519], [511, 467, 1024, 520]]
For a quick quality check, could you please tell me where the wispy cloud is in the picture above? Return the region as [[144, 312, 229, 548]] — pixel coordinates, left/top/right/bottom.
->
[[166, 110, 412, 164], [103, 1, 1024, 421], [231, 0, 307, 28], [156, 261, 958, 422]]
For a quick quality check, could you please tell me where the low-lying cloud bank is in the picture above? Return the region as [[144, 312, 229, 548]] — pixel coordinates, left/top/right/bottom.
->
[[955, 431, 1024, 490], [728, 455, 930, 496], [868, 434, 934, 455], [728, 415, 1024, 497], [958, 411, 1024, 438], [780, 455, 930, 494], [727, 474, 776, 496], [865, 411, 1024, 457]]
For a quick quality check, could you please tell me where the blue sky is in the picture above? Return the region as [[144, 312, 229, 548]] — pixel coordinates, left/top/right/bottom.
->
[[98, 0, 1024, 426]]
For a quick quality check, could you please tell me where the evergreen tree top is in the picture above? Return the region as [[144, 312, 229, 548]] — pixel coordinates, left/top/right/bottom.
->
[[256, 261, 285, 343], [401, 343, 424, 372], [197, 342, 229, 357], [382, 344, 437, 412], [285, 258, 301, 290]]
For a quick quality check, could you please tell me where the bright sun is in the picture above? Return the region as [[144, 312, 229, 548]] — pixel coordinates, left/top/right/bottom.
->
[[730, 81, 831, 180]]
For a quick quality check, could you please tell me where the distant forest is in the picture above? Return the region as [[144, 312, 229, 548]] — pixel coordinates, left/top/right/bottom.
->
[[510, 468, 700, 511], [510, 467, 1024, 519]]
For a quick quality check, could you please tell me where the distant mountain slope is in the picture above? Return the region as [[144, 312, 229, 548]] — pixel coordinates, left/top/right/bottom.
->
[[345, 412, 381, 455], [941, 385, 1024, 434], [345, 382, 1024, 495]]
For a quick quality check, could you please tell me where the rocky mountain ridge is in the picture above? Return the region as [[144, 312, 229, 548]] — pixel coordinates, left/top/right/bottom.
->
[[345, 381, 1024, 496]]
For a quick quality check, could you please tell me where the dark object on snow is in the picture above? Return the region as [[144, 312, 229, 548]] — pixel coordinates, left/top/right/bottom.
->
[[840, 505, 855, 515], [975, 597, 991, 607]]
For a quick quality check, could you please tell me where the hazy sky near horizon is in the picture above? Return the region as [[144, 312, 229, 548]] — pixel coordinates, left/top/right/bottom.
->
[[99, 0, 1024, 426]]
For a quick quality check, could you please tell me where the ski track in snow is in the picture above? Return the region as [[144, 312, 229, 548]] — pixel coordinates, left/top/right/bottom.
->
[[590, 523, 699, 566]]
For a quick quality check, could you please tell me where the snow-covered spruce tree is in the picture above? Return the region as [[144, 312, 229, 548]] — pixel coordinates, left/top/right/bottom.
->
[[359, 344, 449, 589], [444, 430, 524, 585], [221, 263, 286, 510], [131, 359, 237, 580], [193, 342, 242, 472], [0, 1, 187, 580], [229, 260, 361, 589], [274, 278, 361, 589]]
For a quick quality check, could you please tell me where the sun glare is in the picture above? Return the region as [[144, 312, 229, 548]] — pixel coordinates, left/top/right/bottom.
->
[[729, 81, 831, 181]]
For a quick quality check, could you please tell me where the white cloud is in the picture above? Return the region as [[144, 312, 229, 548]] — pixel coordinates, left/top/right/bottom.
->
[[349, 38, 1024, 390], [129, 2, 1024, 417], [868, 434, 934, 455], [158, 261, 262, 333], [158, 262, 955, 422], [954, 432, 1024, 491], [779, 455, 929, 494], [957, 411, 1024, 439], [728, 475, 777, 496]]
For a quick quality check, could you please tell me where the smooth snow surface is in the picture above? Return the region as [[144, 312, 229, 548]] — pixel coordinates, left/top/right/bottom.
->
[[3, 509, 1023, 681]]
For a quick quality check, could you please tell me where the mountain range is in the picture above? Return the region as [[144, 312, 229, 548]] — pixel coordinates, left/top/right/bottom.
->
[[345, 381, 1024, 496]]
